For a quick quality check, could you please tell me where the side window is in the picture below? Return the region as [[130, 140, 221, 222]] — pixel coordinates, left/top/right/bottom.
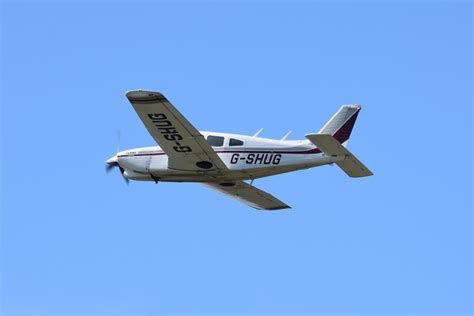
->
[[229, 138, 244, 146], [207, 135, 224, 147]]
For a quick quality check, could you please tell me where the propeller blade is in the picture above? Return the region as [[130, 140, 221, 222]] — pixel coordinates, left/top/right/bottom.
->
[[105, 163, 116, 173], [119, 167, 130, 185], [106, 132, 127, 184], [116, 130, 121, 154]]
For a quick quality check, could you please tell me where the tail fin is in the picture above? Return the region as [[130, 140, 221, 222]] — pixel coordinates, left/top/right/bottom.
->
[[306, 104, 372, 177], [318, 104, 361, 145]]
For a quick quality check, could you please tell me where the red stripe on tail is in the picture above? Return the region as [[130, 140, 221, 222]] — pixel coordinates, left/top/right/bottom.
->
[[332, 109, 360, 144]]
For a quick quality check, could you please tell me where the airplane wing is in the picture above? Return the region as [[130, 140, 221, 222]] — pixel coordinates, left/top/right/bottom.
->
[[126, 90, 228, 172], [204, 181, 291, 210]]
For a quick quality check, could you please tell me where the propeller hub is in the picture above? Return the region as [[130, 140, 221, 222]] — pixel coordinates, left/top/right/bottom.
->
[[106, 155, 118, 165], [105, 154, 129, 185]]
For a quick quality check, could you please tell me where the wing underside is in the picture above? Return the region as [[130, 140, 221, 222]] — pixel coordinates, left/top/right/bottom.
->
[[204, 181, 290, 210], [126, 90, 227, 172]]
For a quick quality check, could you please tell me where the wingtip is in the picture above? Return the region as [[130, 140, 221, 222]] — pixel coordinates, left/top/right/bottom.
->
[[264, 205, 292, 211], [125, 90, 163, 98], [125, 90, 166, 102]]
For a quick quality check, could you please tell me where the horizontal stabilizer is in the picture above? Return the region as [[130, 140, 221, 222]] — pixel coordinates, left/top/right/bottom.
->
[[305, 134, 373, 178]]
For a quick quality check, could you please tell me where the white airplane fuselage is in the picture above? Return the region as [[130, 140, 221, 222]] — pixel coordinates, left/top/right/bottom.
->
[[107, 90, 372, 209], [110, 131, 343, 183]]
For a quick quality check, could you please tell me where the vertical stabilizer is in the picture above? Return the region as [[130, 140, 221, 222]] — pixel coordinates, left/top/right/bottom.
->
[[318, 105, 361, 145]]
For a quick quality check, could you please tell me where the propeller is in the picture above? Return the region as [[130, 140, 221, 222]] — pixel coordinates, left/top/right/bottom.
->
[[105, 157, 129, 185], [105, 162, 116, 173], [119, 167, 130, 185], [105, 130, 129, 185], [116, 130, 121, 155]]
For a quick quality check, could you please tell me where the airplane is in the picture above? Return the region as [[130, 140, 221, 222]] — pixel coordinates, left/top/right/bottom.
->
[[106, 90, 373, 210]]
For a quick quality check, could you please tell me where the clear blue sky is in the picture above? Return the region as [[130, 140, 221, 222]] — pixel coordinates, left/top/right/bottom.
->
[[1, 1, 472, 315]]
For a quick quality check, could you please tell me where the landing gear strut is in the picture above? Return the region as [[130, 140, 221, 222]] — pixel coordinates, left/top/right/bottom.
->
[[149, 172, 160, 184]]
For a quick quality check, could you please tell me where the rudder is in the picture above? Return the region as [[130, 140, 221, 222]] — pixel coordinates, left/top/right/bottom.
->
[[318, 105, 361, 145]]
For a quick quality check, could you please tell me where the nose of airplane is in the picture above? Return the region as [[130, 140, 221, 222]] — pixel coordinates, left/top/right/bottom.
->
[[105, 155, 119, 173], [105, 154, 129, 184], [106, 155, 118, 165]]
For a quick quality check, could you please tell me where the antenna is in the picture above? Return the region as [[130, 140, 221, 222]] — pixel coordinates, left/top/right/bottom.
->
[[253, 128, 264, 137], [280, 131, 292, 141]]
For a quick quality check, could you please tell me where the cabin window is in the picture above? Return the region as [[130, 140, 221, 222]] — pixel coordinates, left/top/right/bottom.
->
[[229, 138, 244, 146], [207, 135, 224, 147]]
